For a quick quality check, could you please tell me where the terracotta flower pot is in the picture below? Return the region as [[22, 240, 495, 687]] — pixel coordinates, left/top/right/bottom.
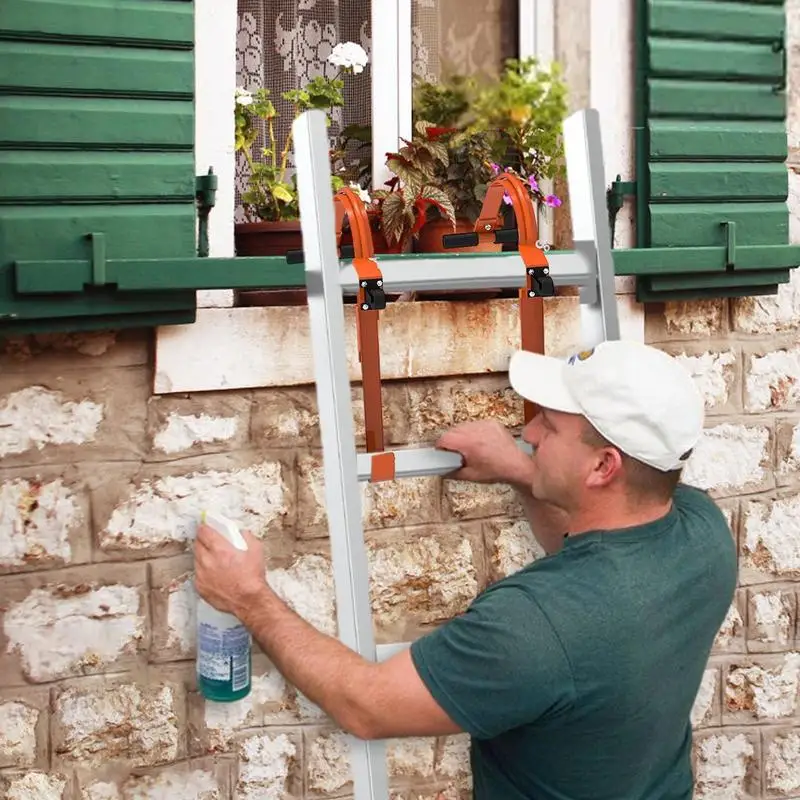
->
[[233, 220, 306, 306]]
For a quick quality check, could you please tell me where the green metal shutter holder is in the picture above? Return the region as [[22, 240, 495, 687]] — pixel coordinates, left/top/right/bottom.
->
[[607, 0, 800, 301]]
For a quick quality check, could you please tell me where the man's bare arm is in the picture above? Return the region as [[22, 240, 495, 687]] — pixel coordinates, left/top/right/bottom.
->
[[435, 421, 569, 555], [236, 584, 463, 740]]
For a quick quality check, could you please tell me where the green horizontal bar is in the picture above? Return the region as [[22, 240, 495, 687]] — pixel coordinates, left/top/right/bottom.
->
[[612, 244, 800, 276], [636, 279, 783, 303], [13, 245, 800, 295], [647, 268, 791, 292], [14, 255, 300, 294]]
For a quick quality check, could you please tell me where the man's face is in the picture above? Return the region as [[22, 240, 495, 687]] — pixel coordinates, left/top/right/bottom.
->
[[520, 407, 597, 510]]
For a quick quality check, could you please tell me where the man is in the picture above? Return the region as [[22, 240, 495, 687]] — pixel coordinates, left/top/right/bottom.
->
[[194, 339, 737, 800]]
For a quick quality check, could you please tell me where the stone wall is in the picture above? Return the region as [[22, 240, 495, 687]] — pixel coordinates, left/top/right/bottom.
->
[[646, 282, 800, 799], [1, 279, 799, 799], [0, 309, 552, 800]]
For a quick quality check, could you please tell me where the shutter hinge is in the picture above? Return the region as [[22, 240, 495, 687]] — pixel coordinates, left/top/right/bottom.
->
[[195, 167, 218, 258], [606, 176, 637, 247]]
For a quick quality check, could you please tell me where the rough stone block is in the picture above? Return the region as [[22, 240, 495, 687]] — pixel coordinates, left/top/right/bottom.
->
[[747, 587, 797, 653], [233, 729, 302, 800], [267, 551, 337, 638], [692, 729, 760, 799], [682, 423, 774, 498], [367, 525, 483, 641], [712, 591, 747, 655], [763, 728, 800, 798], [93, 453, 292, 560], [251, 385, 408, 450], [483, 519, 547, 582], [646, 299, 728, 342], [0, 368, 149, 467], [0, 471, 91, 574], [740, 493, 800, 584], [744, 346, 800, 413], [732, 268, 800, 335], [723, 653, 800, 724], [147, 393, 251, 460], [304, 727, 352, 797], [387, 737, 436, 783], [79, 757, 231, 800], [776, 420, 800, 487], [691, 667, 721, 730], [188, 655, 324, 756], [659, 346, 740, 415], [0, 771, 71, 800], [296, 454, 442, 537], [404, 376, 524, 443], [149, 555, 196, 663], [0, 329, 149, 372], [435, 734, 472, 794], [0, 563, 148, 684], [0, 687, 49, 769], [443, 479, 523, 521], [51, 675, 185, 772], [363, 476, 442, 531]]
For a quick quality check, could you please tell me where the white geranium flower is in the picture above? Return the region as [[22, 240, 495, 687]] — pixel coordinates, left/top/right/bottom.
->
[[328, 41, 369, 74], [234, 87, 253, 106], [349, 182, 371, 203]]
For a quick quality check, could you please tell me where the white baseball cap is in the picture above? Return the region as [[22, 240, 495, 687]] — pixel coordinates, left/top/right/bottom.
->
[[508, 340, 705, 472]]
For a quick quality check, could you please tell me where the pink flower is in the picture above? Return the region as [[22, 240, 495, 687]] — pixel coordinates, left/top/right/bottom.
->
[[527, 175, 539, 192], [545, 194, 562, 207]]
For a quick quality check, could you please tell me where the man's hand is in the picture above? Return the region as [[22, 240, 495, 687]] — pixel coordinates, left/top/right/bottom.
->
[[436, 420, 533, 486], [194, 524, 268, 617]]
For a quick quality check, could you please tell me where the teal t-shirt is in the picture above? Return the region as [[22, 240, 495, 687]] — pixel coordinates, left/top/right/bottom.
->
[[410, 484, 737, 800]]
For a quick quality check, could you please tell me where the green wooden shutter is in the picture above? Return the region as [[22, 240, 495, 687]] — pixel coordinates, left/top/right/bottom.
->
[[610, 0, 800, 301], [0, 0, 290, 337]]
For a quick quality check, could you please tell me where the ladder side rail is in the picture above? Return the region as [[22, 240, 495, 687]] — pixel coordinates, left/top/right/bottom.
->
[[292, 109, 390, 800], [562, 109, 621, 345]]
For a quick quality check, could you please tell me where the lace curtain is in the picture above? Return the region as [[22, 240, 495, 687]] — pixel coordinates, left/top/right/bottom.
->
[[235, 0, 518, 221]]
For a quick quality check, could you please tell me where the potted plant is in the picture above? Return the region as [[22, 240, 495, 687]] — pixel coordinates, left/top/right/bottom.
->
[[233, 41, 369, 258], [413, 58, 568, 255], [365, 120, 457, 254]]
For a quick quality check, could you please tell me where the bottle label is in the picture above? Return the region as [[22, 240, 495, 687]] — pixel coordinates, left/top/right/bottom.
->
[[198, 621, 251, 691]]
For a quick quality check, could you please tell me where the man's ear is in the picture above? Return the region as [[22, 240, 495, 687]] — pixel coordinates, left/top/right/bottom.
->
[[586, 446, 624, 489]]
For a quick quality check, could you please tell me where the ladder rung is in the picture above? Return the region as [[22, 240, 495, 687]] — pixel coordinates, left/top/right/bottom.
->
[[356, 446, 463, 481], [338, 250, 592, 294], [356, 440, 533, 482]]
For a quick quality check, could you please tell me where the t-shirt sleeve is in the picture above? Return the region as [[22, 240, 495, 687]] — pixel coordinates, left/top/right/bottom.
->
[[409, 583, 575, 740]]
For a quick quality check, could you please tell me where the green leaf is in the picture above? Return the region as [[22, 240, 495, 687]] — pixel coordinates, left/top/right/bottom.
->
[[272, 183, 294, 203]]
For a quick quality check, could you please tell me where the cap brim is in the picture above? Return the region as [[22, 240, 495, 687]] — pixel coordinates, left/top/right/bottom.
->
[[508, 350, 582, 414]]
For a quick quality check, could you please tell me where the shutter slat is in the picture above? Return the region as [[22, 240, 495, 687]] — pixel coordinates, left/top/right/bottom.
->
[[649, 38, 784, 80], [649, 162, 787, 201], [649, 0, 784, 42], [650, 202, 789, 247], [0, 205, 196, 260], [0, 0, 193, 46], [649, 119, 787, 160], [0, 41, 193, 97], [649, 78, 785, 119], [0, 97, 193, 149], [0, 152, 195, 202]]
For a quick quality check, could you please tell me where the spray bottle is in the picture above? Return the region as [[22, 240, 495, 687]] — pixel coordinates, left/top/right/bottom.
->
[[195, 511, 252, 702]]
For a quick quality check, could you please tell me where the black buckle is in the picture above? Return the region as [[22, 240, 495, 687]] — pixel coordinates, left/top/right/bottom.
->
[[526, 267, 555, 298], [359, 278, 386, 310]]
